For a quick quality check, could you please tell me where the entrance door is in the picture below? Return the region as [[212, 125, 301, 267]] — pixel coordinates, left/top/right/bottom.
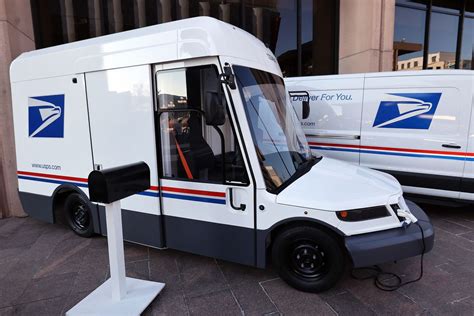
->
[[154, 58, 255, 266]]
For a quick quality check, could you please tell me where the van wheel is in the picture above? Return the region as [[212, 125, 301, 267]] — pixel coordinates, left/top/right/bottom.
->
[[272, 226, 344, 293], [64, 193, 94, 237]]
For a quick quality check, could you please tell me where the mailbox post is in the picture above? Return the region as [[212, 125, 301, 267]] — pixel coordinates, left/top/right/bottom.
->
[[67, 162, 164, 316]]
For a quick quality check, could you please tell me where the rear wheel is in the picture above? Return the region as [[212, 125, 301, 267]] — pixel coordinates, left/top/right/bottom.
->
[[64, 193, 94, 237], [272, 225, 345, 292]]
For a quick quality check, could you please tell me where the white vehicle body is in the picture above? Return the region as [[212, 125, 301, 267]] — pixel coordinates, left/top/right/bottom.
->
[[286, 71, 474, 203], [10, 17, 432, 279]]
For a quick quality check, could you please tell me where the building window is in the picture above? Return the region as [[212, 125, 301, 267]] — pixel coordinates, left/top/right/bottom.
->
[[394, 0, 473, 71], [393, 4, 426, 71], [31, 0, 339, 77], [414, 61, 418, 67]]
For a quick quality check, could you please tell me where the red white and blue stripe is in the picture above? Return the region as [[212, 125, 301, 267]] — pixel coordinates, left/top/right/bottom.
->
[[17, 171, 226, 205], [309, 142, 474, 162]]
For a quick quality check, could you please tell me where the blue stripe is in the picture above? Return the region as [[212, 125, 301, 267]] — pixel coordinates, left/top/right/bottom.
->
[[310, 146, 474, 161], [162, 192, 226, 205], [18, 175, 88, 188], [18, 175, 226, 204]]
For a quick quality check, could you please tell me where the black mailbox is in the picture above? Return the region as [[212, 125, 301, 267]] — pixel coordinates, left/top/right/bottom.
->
[[88, 162, 150, 204]]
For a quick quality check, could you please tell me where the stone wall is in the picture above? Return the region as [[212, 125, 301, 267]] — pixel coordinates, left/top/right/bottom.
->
[[339, 0, 395, 74], [0, 0, 34, 218]]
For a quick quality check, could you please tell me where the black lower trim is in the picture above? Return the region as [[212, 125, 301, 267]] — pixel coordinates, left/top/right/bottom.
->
[[98, 206, 162, 248], [345, 200, 434, 268], [378, 169, 474, 194], [164, 215, 255, 266], [18, 191, 54, 223]]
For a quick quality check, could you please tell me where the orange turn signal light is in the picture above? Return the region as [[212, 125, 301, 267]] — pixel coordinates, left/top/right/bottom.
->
[[339, 211, 348, 218]]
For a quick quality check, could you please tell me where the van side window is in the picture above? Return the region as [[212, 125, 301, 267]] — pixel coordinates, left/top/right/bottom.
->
[[156, 65, 249, 184]]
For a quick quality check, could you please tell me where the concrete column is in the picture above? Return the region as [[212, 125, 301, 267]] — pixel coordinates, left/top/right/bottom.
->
[[179, 0, 189, 19], [219, 3, 231, 23], [135, 0, 146, 27], [160, 0, 172, 23], [199, 2, 210, 16], [338, 0, 395, 74], [60, 0, 76, 42], [0, 0, 34, 218], [88, 0, 103, 37], [107, 0, 123, 33]]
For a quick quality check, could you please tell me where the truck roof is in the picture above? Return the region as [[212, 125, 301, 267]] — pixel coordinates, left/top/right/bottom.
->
[[10, 17, 279, 83], [285, 69, 474, 82]]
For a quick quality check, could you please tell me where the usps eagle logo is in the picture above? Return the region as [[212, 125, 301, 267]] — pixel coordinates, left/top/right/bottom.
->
[[28, 95, 65, 138], [373, 93, 442, 129]]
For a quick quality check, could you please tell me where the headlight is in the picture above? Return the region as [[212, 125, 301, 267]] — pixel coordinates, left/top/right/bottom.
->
[[337, 206, 390, 222]]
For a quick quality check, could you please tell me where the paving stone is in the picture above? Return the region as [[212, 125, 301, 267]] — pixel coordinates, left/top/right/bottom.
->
[[70, 247, 109, 294], [176, 252, 217, 275], [343, 276, 425, 315], [124, 242, 149, 263], [458, 230, 474, 242], [8, 297, 65, 316], [230, 281, 278, 315], [430, 296, 474, 316], [322, 291, 376, 316], [126, 258, 150, 280], [216, 260, 278, 286], [143, 274, 188, 316], [187, 290, 242, 316], [180, 264, 228, 298], [261, 278, 335, 315], [431, 218, 472, 236], [149, 248, 180, 279], [13, 272, 76, 305], [60, 291, 89, 315], [33, 236, 91, 279]]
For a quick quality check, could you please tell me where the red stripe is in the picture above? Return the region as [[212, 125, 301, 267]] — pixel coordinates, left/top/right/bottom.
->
[[309, 142, 474, 157], [160, 186, 226, 198], [18, 171, 226, 197], [17, 171, 87, 183]]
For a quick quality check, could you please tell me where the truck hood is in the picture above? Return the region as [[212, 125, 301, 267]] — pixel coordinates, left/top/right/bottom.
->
[[276, 157, 402, 211]]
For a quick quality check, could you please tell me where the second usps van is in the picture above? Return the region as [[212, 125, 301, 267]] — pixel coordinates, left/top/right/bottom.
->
[[287, 70, 474, 204], [10, 17, 433, 292]]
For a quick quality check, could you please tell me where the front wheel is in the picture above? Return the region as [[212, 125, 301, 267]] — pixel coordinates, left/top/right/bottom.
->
[[64, 193, 95, 237], [272, 226, 345, 292]]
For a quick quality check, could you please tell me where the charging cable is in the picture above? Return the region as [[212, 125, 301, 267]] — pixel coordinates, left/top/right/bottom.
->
[[351, 219, 426, 291]]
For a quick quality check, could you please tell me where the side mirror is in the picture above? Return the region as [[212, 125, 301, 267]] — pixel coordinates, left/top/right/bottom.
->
[[302, 99, 310, 120], [204, 91, 225, 126], [288, 91, 311, 120]]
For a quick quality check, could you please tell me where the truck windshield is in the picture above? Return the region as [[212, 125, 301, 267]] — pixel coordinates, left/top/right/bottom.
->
[[233, 65, 315, 192]]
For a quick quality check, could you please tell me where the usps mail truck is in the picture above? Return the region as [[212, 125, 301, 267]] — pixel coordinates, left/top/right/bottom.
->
[[10, 17, 433, 292], [287, 71, 474, 204]]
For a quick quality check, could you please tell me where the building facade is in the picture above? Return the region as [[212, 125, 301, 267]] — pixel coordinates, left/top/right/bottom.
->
[[0, 0, 473, 217]]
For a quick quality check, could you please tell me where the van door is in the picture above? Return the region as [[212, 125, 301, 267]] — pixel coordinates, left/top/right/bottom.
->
[[286, 76, 364, 164], [361, 74, 470, 199], [460, 77, 474, 201], [154, 58, 255, 266]]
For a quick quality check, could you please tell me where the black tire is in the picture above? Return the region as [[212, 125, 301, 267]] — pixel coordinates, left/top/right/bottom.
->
[[272, 225, 345, 293], [64, 193, 94, 237]]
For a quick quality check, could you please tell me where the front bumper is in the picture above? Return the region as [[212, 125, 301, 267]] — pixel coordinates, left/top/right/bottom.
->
[[345, 200, 434, 268]]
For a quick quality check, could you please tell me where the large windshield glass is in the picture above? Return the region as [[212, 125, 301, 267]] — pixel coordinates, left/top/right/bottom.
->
[[233, 65, 314, 192]]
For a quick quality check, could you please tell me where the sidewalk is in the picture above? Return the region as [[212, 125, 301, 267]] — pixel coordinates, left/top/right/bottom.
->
[[0, 204, 473, 315]]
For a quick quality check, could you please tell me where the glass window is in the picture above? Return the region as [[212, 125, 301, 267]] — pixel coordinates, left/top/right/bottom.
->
[[233, 66, 315, 192], [157, 65, 248, 184], [428, 12, 458, 70], [245, 0, 297, 77], [396, 0, 427, 9], [461, 17, 473, 69], [393, 6, 426, 71], [301, 0, 338, 76]]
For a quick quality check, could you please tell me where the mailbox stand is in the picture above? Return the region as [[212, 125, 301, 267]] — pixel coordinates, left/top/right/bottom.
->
[[67, 162, 164, 316]]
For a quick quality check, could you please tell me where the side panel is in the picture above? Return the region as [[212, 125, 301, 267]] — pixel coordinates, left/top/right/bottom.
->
[[361, 74, 471, 199], [286, 77, 364, 164], [86, 65, 162, 247], [11, 74, 94, 221], [460, 75, 474, 201]]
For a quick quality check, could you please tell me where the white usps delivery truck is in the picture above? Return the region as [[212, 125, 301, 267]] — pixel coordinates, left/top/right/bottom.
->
[[10, 17, 433, 292], [287, 71, 474, 204]]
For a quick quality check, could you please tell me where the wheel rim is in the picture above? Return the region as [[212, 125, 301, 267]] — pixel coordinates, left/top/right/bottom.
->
[[71, 203, 89, 230], [290, 239, 328, 279]]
